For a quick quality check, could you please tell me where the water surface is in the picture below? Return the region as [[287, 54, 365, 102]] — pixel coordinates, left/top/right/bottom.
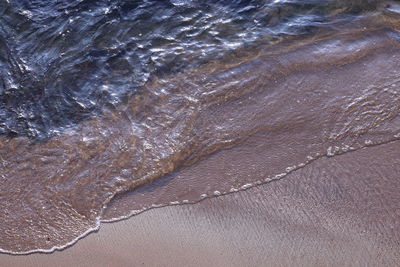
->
[[0, 0, 400, 254]]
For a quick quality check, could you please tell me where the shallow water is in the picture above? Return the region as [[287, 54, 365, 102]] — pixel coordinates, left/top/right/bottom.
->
[[0, 0, 400, 254], [0, 0, 382, 139]]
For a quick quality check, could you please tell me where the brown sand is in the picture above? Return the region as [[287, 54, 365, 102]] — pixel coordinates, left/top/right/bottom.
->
[[1, 140, 399, 266], [3, 18, 400, 253]]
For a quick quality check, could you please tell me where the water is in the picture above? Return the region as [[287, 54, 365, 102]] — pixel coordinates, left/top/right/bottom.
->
[[0, 0, 400, 254], [0, 0, 380, 139]]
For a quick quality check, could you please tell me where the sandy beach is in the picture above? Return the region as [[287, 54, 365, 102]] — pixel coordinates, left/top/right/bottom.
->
[[1, 1, 400, 265], [2, 140, 399, 266]]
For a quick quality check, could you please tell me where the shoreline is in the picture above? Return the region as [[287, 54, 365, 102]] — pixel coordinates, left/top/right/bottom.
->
[[1, 140, 399, 266], [1, 13, 400, 255]]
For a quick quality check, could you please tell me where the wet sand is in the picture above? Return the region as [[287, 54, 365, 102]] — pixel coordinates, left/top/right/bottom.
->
[[2, 16, 400, 253], [1, 5, 400, 262], [1, 140, 399, 266]]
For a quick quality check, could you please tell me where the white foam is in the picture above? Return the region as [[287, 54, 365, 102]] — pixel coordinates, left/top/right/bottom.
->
[[364, 139, 373, 145], [240, 183, 253, 190], [213, 191, 221, 196], [0, 217, 101, 255]]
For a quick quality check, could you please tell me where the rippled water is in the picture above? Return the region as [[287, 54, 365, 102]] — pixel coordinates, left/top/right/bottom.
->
[[0, 0, 381, 138], [1, 0, 400, 254]]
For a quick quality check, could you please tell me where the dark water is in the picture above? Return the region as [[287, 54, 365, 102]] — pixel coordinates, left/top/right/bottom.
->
[[1, 0, 400, 255], [0, 0, 381, 139]]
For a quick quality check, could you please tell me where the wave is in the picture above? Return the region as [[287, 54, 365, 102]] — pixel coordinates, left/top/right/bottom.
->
[[0, 1, 400, 254]]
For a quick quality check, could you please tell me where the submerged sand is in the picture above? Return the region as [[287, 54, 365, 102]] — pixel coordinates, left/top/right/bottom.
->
[[1, 140, 399, 266], [0, 6, 400, 261]]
